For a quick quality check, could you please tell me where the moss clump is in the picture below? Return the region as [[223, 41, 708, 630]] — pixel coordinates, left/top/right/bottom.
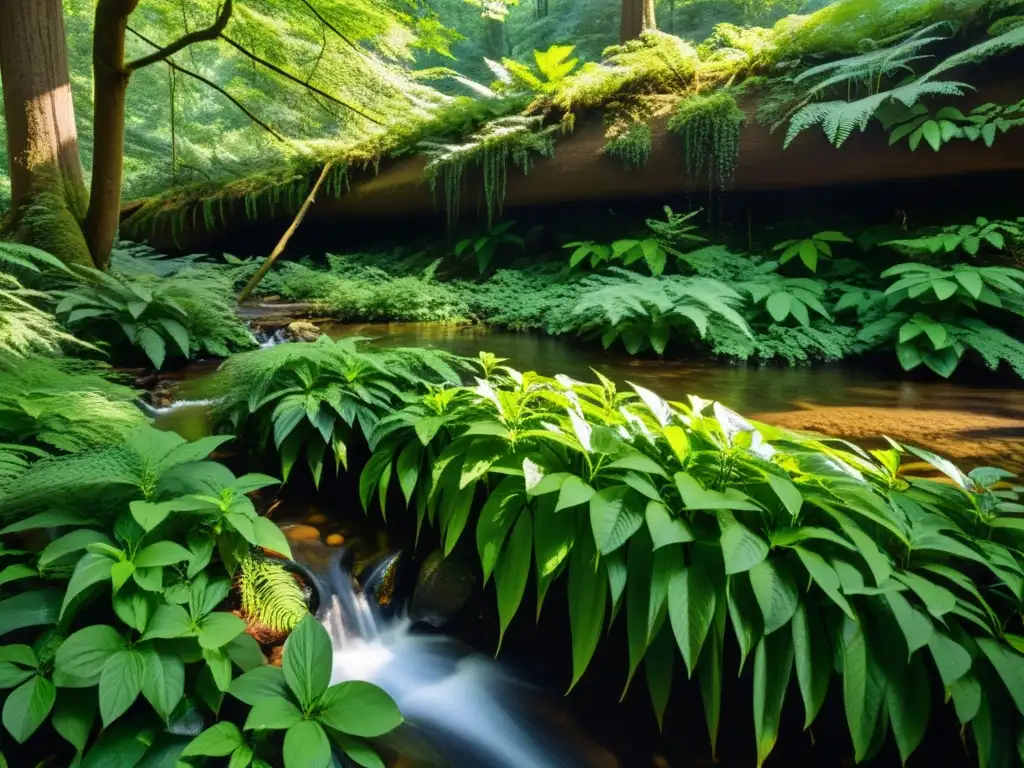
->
[[667, 91, 744, 194], [4, 165, 92, 268], [604, 122, 653, 170], [771, 0, 990, 61], [551, 32, 699, 111], [422, 116, 557, 229]]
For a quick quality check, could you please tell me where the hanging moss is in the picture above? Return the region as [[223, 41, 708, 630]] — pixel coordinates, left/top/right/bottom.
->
[[422, 116, 557, 230], [667, 91, 744, 195], [604, 122, 653, 170]]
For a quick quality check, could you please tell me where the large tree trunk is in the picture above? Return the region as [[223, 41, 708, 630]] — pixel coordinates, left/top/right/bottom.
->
[[620, 0, 657, 42], [83, 0, 139, 270], [0, 0, 92, 266]]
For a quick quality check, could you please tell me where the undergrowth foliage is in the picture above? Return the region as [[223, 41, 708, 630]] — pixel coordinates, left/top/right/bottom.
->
[[361, 359, 1024, 765]]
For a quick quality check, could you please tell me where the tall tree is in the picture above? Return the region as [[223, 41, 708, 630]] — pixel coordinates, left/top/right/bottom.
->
[[0, 0, 230, 269], [620, 0, 657, 41], [0, 0, 91, 265]]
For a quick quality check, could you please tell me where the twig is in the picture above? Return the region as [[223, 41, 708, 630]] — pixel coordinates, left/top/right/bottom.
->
[[124, 0, 232, 72], [237, 162, 334, 303]]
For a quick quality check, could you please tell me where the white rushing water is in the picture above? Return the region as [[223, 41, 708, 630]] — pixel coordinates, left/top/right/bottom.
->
[[315, 551, 613, 768]]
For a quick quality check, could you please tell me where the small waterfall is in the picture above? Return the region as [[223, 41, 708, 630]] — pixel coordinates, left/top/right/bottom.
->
[[308, 547, 616, 768]]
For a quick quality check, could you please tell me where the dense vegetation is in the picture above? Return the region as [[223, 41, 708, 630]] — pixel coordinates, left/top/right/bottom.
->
[[3, 0, 1024, 765]]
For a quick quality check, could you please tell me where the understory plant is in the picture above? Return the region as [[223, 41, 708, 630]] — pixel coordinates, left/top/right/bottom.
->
[[55, 266, 255, 369], [210, 338, 465, 486], [454, 220, 524, 274], [0, 425, 400, 766], [361, 360, 1024, 765]]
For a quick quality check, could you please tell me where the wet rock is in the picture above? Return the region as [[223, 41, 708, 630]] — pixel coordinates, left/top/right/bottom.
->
[[281, 523, 321, 542], [287, 320, 321, 342], [358, 552, 404, 617], [326, 533, 344, 546], [306, 512, 328, 524], [409, 549, 476, 628]]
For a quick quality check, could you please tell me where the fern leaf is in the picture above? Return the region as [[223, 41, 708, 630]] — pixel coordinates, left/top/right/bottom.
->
[[135, 325, 167, 369]]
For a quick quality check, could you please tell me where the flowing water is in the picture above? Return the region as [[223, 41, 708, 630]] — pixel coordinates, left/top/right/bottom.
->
[[286, 536, 615, 768]]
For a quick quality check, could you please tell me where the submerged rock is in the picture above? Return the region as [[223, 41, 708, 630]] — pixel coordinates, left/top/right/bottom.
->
[[357, 551, 404, 619], [409, 549, 476, 628]]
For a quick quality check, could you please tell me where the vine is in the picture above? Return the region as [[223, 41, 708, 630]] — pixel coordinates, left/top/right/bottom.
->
[[667, 90, 744, 196], [422, 116, 557, 230]]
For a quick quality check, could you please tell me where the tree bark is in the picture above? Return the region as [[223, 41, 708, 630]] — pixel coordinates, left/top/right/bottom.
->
[[82, 0, 138, 271], [0, 0, 92, 265], [620, 0, 657, 42], [486, 17, 506, 59]]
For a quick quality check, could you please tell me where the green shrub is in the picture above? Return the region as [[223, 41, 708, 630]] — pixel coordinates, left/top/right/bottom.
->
[[362, 363, 1024, 764], [0, 426, 401, 767], [210, 338, 466, 485]]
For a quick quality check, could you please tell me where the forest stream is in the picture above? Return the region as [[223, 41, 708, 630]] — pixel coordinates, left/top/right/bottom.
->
[[152, 321, 1024, 475]]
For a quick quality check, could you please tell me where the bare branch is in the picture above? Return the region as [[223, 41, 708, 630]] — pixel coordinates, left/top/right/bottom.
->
[[124, 0, 233, 72], [299, 0, 363, 56], [127, 26, 286, 142], [219, 33, 383, 125]]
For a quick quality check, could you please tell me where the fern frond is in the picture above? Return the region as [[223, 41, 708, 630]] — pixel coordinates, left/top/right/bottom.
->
[[921, 24, 1024, 82], [785, 79, 968, 147], [239, 555, 309, 633]]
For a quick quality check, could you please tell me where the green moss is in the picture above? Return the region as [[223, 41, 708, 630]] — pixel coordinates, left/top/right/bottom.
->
[[423, 116, 557, 230], [771, 0, 991, 61], [551, 32, 699, 111], [604, 122, 653, 170], [3, 165, 92, 268], [667, 91, 744, 194]]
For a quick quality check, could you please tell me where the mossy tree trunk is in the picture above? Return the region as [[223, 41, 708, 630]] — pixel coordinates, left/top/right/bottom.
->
[[0, 0, 232, 269], [486, 16, 507, 59], [0, 0, 93, 267], [620, 0, 657, 42]]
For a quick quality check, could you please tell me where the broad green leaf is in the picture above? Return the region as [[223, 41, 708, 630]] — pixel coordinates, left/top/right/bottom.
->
[[2, 675, 55, 743], [319, 680, 403, 737], [792, 601, 829, 730], [204, 647, 233, 692], [645, 501, 694, 549], [727, 574, 762, 673], [60, 552, 114, 619], [182, 722, 245, 757], [927, 630, 971, 687], [893, 571, 956, 618], [252, 517, 293, 559], [749, 559, 798, 635], [476, 477, 524, 584], [283, 719, 331, 768], [718, 511, 769, 575], [843, 617, 886, 762], [0, 591, 59, 638], [589, 486, 642, 554], [766, 292, 792, 322], [793, 546, 856, 620], [667, 557, 716, 677], [329, 732, 385, 768], [676, 473, 760, 511], [99, 649, 145, 726], [765, 475, 802, 517], [644, 620, 675, 731], [283, 615, 333, 709], [244, 696, 303, 730], [533, 496, 575, 618], [494, 509, 533, 650], [54, 625, 126, 687], [52, 688, 96, 753], [885, 592, 932, 657], [696, 596, 727, 757], [623, 530, 654, 695], [556, 475, 595, 511], [0, 563, 35, 587], [884, 649, 930, 764], [752, 630, 794, 767], [38, 530, 111, 568], [977, 639, 1024, 717], [229, 666, 289, 706], [134, 541, 193, 568], [197, 613, 247, 650], [567, 532, 606, 691], [113, 586, 156, 632], [140, 645, 184, 723], [396, 441, 420, 505], [141, 604, 193, 641]]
